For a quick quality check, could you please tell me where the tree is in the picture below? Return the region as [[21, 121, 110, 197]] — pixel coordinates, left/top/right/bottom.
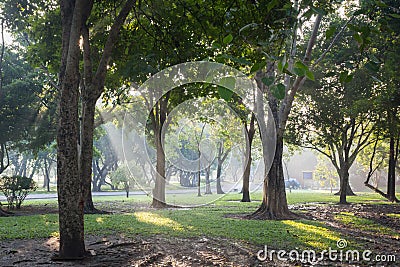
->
[[241, 113, 256, 202], [288, 68, 378, 204], [343, 0, 400, 202], [0, 41, 46, 216], [314, 155, 339, 193], [56, 0, 135, 259], [250, 10, 324, 219], [92, 128, 119, 192]]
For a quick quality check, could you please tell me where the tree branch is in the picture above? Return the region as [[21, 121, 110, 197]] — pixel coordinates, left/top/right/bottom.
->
[[94, 0, 135, 97], [313, 15, 355, 67], [279, 14, 323, 135]]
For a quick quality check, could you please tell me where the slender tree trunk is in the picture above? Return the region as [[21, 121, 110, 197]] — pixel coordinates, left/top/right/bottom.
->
[[151, 97, 168, 208], [81, 98, 99, 213], [241, 152, 252, 202], [0, 144, 10, 174], [204, 165, 212, 194], [215, 142, 228, 194], [216, 160, 224, 194], [197, 151, 201, 197], [43, 158, 51, 192], [242, 113, 255, 202], [387, 134, 397, 202]]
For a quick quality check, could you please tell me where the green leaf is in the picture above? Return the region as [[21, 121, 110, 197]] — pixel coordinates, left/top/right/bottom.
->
[[293, 67, 305, 76], [389, 13, 400, 19], [217, 86, 234, 101], [325, 26, 336, 40], [353, 33, 363, 45], [339, 72, 349, 83], [302, 9, 314, 20], [212, 41, 221, 49], [261, 77, 275, 86], [344, 74, 353, 83], [219, 77, 236, 90], [271, 83, 286, 100], [250, 62, 266, 73], [353, 9, 365, 16], [339, 72, 353, 83], [277, 56, 287, 73], [375, 0, 388, 8], [305, 70, 315, 81], [223, 34, 233, 45], [267, 0, 279, 12], [294, 61, 308, 71], [283, 68, 293, 76], [311, 6, 327, 15]]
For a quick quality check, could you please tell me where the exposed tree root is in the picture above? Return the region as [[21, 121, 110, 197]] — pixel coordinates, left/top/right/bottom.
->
[[334, 185, 356, 196], [150, 199, 182, 209], [246, 203, 297, 220]]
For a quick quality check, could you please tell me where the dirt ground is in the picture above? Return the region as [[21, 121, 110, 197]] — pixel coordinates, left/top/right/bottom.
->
[[0, 203, 399, 266]]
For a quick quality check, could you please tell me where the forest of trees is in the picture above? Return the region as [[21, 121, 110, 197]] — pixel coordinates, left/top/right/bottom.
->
[[0, 0, 398, 260]]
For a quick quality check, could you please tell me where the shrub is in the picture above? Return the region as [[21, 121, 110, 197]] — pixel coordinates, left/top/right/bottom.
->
[[0, 175, 37, 209]]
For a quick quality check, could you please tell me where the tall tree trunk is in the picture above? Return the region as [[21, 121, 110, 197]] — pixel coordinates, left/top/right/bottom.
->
[[248, 14, 322, 220], [242, 113, 255, 202], [250, 136, 294, 219], [57, 0, 86, 259], [338, 164, 350, 204], [204, 165, 212, 194], [81, 98, 99, 213], [387, 134, 397, 202], [152, 133, 167, 207], [151, 96, 169, 208], [241, 151, 252, 202], [0, 144, 10, 174], [216, 161, 224, 194]]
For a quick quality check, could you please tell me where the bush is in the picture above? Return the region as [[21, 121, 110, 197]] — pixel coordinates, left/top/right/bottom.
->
[[0, 175, 37, 209]]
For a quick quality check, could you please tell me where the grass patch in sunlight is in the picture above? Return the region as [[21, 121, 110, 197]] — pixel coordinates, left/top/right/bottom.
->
[[334, 212, 399, 238], [387, 213, 400, 219]]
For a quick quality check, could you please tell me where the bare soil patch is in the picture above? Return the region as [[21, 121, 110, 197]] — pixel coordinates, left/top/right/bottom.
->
[[0, 235, 275, 267]]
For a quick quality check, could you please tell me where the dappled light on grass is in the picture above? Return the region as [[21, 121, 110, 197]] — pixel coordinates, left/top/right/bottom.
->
[[96, 217, 104, 223], [134, 211, 190, 232], [334, 212, 399, 238], [50, 231, 59, 238], [282, 220, 340, 249]]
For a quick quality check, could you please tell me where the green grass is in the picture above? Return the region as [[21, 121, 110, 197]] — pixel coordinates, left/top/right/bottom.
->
[[0, 191, 397, 253], [334, 212, 400, 238]]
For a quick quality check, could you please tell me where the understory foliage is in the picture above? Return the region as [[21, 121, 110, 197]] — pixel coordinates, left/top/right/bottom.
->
[[0, 175, 37, 209]]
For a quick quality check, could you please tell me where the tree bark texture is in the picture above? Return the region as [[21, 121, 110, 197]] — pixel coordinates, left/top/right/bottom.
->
[[57, 0, 86, 259]]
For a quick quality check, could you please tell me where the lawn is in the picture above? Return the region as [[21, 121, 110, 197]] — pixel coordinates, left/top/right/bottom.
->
[[0, 190, 398, 266]]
